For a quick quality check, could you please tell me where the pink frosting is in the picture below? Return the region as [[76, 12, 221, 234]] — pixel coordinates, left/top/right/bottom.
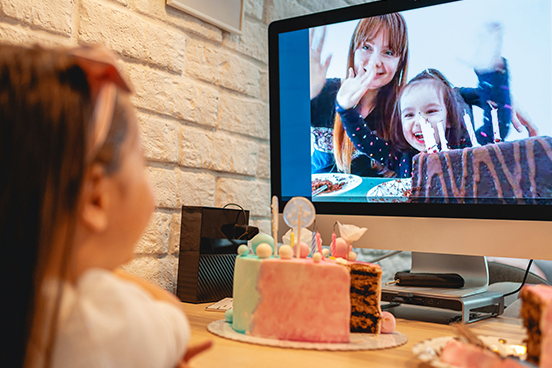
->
[[250, 258, 351, 343]]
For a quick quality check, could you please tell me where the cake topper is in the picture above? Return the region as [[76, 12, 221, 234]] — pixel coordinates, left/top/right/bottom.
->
[[283, 197, 315, 258]]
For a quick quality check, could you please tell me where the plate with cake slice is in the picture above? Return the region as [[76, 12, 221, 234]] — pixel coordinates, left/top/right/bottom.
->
[[366, 178, 412, 202], [412, 335, 527, 368], [311, 173, 362, 196]]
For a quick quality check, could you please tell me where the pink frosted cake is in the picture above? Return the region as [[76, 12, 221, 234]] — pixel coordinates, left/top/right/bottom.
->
[[231, 254, 382, 343], [520, 284, 552, 366]]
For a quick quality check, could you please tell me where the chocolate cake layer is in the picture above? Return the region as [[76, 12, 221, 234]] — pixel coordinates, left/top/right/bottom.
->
[[411, 137, 552, 204], [346, 263, 382, 333]]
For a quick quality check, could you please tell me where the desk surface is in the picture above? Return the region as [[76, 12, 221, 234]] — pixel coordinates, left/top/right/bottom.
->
[[180, 302, 525, 368]]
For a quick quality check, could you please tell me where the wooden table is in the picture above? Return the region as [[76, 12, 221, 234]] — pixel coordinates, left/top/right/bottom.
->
[[180, 302, 525, 368]]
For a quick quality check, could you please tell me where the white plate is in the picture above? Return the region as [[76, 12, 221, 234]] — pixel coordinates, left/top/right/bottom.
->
[[412, 335, 527, 368], [208, 320, 408, 351], [366, 178, 412, 202], [311, 173, 362, 196]]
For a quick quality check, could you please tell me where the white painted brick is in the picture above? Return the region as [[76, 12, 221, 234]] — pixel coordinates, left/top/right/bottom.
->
[[218, 93, 268, 139], [223, 18, 268, 63], [147, 166, 179, 209], [137, 112, 178, 163], [251, 218, 271, 235], [178, 125, 212, 169], [215, 178, 271, 218], [179, 125, 258, 175], [264, 0, 310, 23], [80, 1, 185, 73], [179, 170, 216, 206], [0, 23, 72, 47], [186, 39, 261, 97], [122, 255, 179, 291], [125, 62, 219, 126], [1, 0, 73, 36], [245, 0, 264, 21], [257, 142, 271, 180], [169, 211, 182, 255], [219, 52, 261, 97], [135, 0, 223, 43], [134, 210, 171, 254], [259, 69, 269, 102], [297, 0, 350, 12]]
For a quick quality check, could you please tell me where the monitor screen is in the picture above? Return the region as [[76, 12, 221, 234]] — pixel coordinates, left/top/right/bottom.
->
[[269, 0, 552, 263], [270, 0, 552, 219]]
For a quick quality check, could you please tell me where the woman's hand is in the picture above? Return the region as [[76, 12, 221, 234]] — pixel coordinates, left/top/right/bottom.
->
[[175, 341, 213, 368], [310, 27, 332, 99], [336, 61, 376, 110]]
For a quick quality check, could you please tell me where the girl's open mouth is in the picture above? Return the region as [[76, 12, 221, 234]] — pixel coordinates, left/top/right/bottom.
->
[[414, 132, 424, 143]]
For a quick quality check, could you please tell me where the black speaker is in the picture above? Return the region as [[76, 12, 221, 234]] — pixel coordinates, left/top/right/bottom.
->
[[176, 206, 256, 303]]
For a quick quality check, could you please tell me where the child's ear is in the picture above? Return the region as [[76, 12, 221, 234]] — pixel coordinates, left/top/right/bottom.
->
[[79, 164, 110, 233]]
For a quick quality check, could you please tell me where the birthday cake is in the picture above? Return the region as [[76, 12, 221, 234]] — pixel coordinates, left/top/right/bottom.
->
[[410, 137, 552, 203], [520, 284, 552, 366], [230, 253, 383, 343]]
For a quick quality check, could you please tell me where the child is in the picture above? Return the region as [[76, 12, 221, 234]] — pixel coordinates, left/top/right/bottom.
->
[[0, 44, 210, 367]]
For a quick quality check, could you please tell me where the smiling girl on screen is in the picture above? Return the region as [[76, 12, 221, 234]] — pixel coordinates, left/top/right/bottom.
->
[[0, 44, 210, 367]]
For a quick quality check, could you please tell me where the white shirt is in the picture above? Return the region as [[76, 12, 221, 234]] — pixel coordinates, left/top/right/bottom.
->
[[46, 269, 190, 368]]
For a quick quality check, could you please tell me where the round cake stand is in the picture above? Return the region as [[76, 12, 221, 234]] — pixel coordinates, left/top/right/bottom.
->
[[207, 320, 408, 351]]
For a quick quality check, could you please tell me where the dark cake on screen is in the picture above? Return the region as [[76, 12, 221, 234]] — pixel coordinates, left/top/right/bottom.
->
[[410, 137, 552, 204]]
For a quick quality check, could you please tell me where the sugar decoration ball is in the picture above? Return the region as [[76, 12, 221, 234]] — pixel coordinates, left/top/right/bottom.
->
[[299, 242, 310, 258], [279, 245, 293, 259], [321, 248, 330, 258], [224, 309, 233, 323], [251, 233, 274, 254], [334, 237, 348, 259], [348, 251, 357, 261], [237, 244, 249, 256], [256, 243, 272, 258], [312, 252, 322, 263], [380, 311, 396, 333]]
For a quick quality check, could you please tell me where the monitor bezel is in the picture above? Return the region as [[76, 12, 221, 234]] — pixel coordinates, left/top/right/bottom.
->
[[268, 0, 552, 222]]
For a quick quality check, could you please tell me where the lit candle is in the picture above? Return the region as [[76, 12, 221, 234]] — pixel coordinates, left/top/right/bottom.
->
[[490, 106, 501, 143], [463, 113, 480, 147], [419, 114, 438, 153], [436, 120, 449, 151]]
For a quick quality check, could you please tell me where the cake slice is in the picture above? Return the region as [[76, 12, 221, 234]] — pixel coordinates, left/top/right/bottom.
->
[[344, 261, 383, 333], [520, 284, 552, 366]]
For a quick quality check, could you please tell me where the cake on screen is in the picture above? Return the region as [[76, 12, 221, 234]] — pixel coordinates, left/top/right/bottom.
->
[[225, 197, 392, 343]]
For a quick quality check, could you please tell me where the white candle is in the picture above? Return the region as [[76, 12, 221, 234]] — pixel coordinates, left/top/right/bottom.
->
[[295, 205, 302, 259], [419, 115, 438, 153], [463, 113, 480, 147], [271, 196, 279, 256], [490, 106, 501, 143], [436, 120, 449, 151]]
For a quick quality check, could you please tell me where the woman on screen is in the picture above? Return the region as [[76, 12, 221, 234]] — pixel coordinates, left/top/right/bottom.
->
[[310, 13, 409, 177]]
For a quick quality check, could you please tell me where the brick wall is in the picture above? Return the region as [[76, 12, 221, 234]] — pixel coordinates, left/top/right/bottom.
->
[[0, 0, 381, 291]]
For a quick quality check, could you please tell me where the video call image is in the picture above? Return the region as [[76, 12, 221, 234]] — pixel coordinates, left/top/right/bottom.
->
[[308, 0, 552, 204]]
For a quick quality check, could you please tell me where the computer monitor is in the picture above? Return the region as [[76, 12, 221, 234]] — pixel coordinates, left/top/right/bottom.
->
[[269, 0, 552, 300]]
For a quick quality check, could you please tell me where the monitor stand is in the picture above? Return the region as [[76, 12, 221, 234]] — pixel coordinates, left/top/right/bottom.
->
[[381, 252, 505, 323]]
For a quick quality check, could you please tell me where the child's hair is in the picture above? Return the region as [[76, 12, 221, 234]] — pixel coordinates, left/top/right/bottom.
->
[[389, 68, 468, 151], [333, 12, 409, 173], [0, 44, 131, 367]]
